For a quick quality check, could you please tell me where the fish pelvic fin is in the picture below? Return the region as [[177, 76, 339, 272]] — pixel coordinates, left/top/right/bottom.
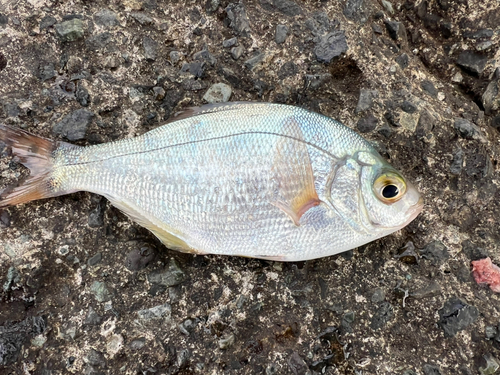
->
[[0, 124, 74, 207]]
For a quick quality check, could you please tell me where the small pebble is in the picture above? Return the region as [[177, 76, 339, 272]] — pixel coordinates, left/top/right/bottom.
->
[[223, 37, 237, 48]]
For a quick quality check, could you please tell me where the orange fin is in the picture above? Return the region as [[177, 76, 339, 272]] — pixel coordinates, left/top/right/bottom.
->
[[0, 125, 73, 207], [270, 117, 320, 226]]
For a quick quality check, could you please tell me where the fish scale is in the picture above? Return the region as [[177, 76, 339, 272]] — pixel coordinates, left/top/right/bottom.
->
[[0, 102, 423, 261]]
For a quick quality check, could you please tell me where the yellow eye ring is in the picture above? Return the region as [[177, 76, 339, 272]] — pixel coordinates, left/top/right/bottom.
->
[[373, 172, 407, 204]]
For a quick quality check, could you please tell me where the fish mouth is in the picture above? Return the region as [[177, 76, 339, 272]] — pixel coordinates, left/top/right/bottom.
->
[[404, 195, 424, 224]]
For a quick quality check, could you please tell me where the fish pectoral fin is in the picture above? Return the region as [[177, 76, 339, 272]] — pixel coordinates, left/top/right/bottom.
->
[[103, 195, 200, 254], [270, 117, 320, 226], [272, 196, 321, 226]]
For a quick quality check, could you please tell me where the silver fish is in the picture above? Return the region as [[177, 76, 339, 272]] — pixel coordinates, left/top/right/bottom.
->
[[0, 102, 423, 261]]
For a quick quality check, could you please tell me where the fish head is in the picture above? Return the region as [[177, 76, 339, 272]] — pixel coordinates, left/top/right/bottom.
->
[[328, 150, 423, 236]]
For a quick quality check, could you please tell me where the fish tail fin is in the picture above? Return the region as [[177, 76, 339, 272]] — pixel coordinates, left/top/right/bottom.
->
[[0, 124, 73, 207]]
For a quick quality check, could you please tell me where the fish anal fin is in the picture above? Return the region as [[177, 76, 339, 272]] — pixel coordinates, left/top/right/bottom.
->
[[270, 117, 320, 226], [104, 195, 201, 254]]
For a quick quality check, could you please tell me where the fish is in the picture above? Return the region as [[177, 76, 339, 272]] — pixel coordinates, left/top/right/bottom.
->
[[0, 102, 423, 261]]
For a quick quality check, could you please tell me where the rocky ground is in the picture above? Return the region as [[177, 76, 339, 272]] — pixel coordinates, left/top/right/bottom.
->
[[0, 0, 500, 374]]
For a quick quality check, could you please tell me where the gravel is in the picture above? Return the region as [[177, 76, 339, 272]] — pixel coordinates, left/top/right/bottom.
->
[[1, 1, 500, 374]]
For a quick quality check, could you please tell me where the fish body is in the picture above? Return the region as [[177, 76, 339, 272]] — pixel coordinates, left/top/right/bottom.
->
[[0, 102, 423, 261]]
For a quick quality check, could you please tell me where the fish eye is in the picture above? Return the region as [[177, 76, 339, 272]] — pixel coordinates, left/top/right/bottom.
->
[[373, 172, 406, 204]]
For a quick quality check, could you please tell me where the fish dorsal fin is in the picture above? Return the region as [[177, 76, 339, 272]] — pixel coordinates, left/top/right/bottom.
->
[[270, 117, 320, 226], [103, 194, 200, 254], [166, 102, 265, 123]]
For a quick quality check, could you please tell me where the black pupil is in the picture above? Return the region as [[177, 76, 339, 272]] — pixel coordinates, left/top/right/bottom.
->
[[382, 184, 399, 199]]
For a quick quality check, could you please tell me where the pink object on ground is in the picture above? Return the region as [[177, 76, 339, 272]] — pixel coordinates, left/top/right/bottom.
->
[[471, 257, 500, 293]]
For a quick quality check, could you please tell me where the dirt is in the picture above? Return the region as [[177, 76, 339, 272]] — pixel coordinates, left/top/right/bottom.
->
[[0, 0, 499, 374]]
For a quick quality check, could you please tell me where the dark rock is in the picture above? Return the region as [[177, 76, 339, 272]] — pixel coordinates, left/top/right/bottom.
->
[[341, 311, 355, 332], [130, 12, 153, 25], [306, 11, 337, 36], [86, 349, 106, 367], [278, 61, 297, 79], [152, 86, 165, 101], [88, 197, 105, 227], [177, 348, 190, 368], [231, 45, 244, 60], [85, 32, 112, 51], [482, 79, 500, 115], [261, 0, 303, 16], [456, 51, 488, 75], [55, 19, 85, 42], [220, 67, 239, 87], [38, 63, 56, 81], [2, 101, 19, 117], [395, 241, 419, 264], [355, 89, 378, 113], [0, 52, 6, 71], [371, 288, 385, 303], [129, 337, 146, 350], [401, 100, 417, 113], [396, 53, 409, 69], [87, 252, 102, 267], [179, 318, 196, 335], [40, 15, 57, 30], [0, 316, 47, 366], [416, 109, 436, 138], [454, 118, 484, 140], [465, 151, 492, 179], [143, 37, 158, 61], [357, 113, 378, 133], [223, 37, 237, 48], [84, 306, 102, 326], [93, 9, 119, 27], [304, 73, 332, 90], [76, 83, 90, 107], [423, 13, 441, 31], [53, 109, 94, 141], [206, 0, 220, 13], [287, 352, 309, 375], [371, 302, 393, 329], [244, 52, 266, 70], [275, 24, 288, 44], [193, 49, 217, 66], [463, 29, 494, 39], [90, 281, 114, 302], [0, 210, 10, 228], [3, 266, 20, 292], [384, 20, 407, 43], [450, 148, 463, 175], [343, 0, 364, 20], [314, 30, 348, 63], [410, 281, 442, 299], [421, 80, 437, 97], [126, 244, 156, 271], [148, 258, 187, 287], [372, 24, 383, 34], [440, 21, 452, 39], [422, 364, 442, 375], [438, 297, 478, 337], [169, 51, 182, 64], [0, 14, 8, 26], [225, 3, 251, 37], [491, 115, 500, 131], [180, 61, 206, 78]]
